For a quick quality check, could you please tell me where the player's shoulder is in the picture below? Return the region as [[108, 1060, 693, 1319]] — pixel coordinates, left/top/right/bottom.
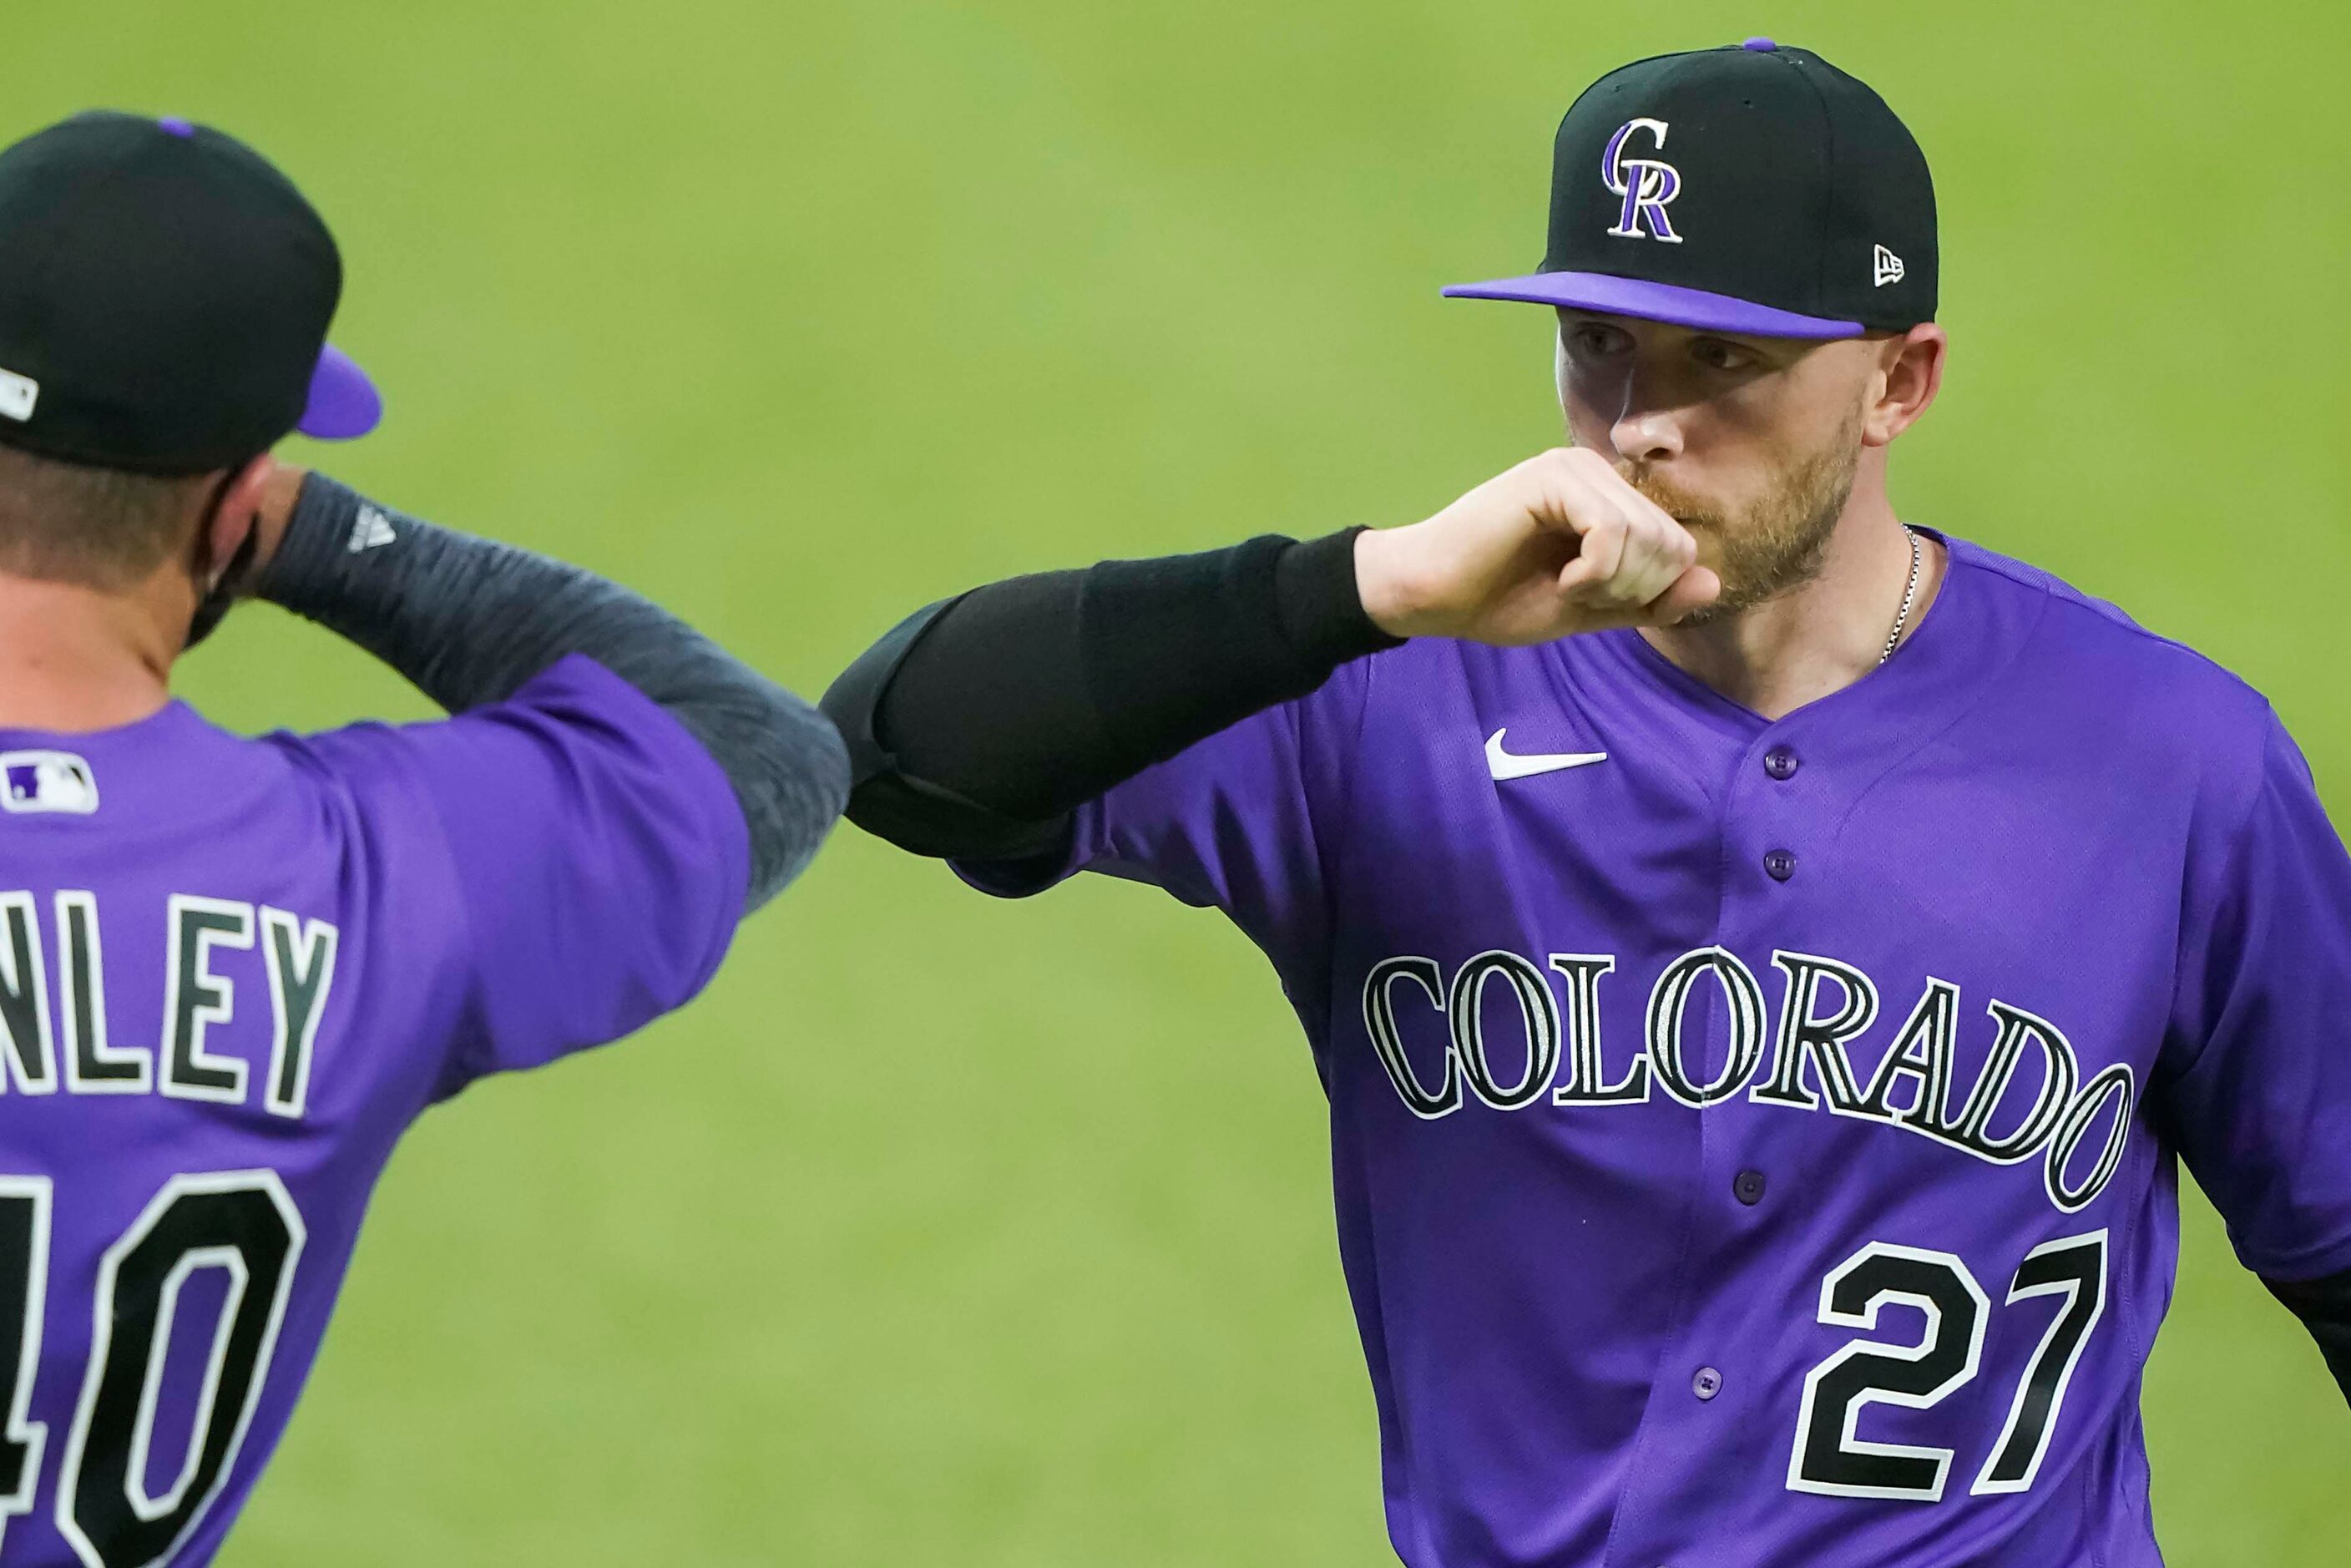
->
[[263, 651, 746, 894], [1949, 535, 2267, 707], [1943, 533, 2282, 774], [263, 654, 691, 776]]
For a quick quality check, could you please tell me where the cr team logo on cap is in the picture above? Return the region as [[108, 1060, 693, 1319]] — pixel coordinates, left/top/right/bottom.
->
[[1602, 118, 1682, 244]]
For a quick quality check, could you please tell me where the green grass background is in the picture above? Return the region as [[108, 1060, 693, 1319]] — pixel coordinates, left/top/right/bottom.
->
[[8, 0, 2348, 1560]]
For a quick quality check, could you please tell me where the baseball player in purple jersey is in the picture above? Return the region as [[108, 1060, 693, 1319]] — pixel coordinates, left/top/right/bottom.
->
[[824, 41, 2349, 1567], [0, 114, 845, 1565]]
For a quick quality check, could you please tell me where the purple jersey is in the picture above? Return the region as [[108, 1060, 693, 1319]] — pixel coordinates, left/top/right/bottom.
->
[[959, 534, 2351, 1566], [0, 655, 745, 1566]]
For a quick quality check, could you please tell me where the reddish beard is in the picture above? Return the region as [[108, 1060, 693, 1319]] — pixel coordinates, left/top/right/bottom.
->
[[1616, 412, 1865, 620]]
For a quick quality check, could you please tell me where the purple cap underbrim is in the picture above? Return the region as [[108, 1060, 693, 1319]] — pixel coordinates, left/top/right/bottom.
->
[[1441, 271, 1863, 339], [296, 343, 382, 440]]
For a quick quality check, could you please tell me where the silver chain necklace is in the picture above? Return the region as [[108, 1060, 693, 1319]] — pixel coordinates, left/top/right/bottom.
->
[[1878, 526, 1923, 667]]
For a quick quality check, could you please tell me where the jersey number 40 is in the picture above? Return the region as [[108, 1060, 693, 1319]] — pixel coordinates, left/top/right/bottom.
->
[[0, 1171, 303, 1568]]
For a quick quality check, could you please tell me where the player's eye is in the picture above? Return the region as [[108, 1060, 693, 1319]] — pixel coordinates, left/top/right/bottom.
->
[[1568, 323, 1629, 358], [1691, 337, 1757, 372]]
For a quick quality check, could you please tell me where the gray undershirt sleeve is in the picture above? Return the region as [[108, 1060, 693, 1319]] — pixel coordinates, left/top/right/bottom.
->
[[257, 473, 847, 913]]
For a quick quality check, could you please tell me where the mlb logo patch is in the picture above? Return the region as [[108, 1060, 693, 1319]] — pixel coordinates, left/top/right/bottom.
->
[[0, 751, 99, 815]]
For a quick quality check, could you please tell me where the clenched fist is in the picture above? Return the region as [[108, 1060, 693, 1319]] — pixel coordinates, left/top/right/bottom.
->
[[1354, 448, 1721, 644]]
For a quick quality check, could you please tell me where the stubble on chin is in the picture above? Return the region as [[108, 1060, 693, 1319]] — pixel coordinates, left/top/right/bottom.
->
[[1617, 419, 1863, 620]]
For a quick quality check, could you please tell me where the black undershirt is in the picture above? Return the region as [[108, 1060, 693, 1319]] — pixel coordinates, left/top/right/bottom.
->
[[2267, 1273, 2351, 1401]]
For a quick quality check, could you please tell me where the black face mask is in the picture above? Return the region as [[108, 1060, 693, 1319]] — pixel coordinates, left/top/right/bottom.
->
[[184, 472, 257, 650]]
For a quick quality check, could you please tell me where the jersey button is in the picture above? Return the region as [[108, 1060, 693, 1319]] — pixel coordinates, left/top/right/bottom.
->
[[1763, 849, 1797, 881], [1764, 746, 1799, 781], [1691, 1366, 1724, 1401], [1734, 1169, 1767, 1206]]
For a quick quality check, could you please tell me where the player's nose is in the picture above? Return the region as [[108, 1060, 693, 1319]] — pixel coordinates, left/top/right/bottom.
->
[[1605, 353, 1687, 464], [1610, 405, 1685, 465]]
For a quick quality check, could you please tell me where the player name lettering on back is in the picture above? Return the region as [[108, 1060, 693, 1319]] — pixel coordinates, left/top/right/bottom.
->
[[0, 890, 339, 1119], [1363, 944, 2135, 1215]]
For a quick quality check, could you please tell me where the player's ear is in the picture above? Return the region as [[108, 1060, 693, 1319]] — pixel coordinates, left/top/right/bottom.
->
[[198, 453, 279, 586], [1863, 324, 1947, 448], [180, 453, 279, 650]]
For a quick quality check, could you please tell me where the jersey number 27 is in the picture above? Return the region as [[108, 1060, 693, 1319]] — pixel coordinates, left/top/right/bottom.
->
[[1789, 1232, 2107, 1502]]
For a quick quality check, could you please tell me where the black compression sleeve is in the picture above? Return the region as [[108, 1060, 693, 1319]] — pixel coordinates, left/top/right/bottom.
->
[[822, 527, 1399, 859], [2265, 1269, 2351, 1403]]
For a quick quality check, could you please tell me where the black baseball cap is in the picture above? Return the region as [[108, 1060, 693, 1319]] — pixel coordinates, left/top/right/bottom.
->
[[0, 110, 379, 476], [1445, 38, 1936, 339]]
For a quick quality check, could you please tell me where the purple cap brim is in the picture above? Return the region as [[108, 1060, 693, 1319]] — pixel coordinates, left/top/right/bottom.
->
[[296, 343, 382, 440], [1441, 271, 1863, 340]]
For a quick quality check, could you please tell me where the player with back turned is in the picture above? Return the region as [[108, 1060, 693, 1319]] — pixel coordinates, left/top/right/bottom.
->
[[0, 114, 845, 1565], [827, 41, 2349, 1566]]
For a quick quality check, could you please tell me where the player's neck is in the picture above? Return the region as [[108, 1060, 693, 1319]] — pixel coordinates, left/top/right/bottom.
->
[[0, 567, 182, 732], [1639, 473, 1946, 722]]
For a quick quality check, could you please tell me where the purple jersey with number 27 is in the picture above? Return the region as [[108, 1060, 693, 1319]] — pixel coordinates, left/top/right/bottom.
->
[[0, 655, 745, 1567], [959, 534, 2351, 1566]]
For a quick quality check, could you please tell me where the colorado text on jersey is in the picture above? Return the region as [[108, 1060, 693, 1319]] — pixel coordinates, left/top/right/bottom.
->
[[1362, 945, 2132, 1215], [0, 892, 338, 1118]]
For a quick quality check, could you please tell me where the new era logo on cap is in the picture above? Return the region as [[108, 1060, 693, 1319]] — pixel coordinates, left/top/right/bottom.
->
[[0, 751, 98, 815], [0, 367, 36, 423], [1874, 244, 1906, 287]]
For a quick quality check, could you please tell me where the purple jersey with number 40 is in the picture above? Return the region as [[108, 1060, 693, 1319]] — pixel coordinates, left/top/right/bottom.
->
[[960, 534, 2351, 1566], [0, 655, 745, 1567]]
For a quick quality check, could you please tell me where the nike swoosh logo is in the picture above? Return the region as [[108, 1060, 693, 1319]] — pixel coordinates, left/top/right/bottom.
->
[[1485, 728, 1608, 781]]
